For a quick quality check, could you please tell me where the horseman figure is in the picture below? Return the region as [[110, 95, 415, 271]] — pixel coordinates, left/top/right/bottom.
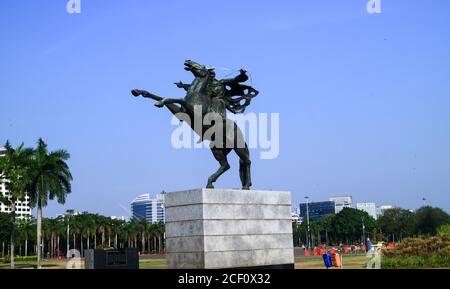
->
[[131, 60, 259, 190]]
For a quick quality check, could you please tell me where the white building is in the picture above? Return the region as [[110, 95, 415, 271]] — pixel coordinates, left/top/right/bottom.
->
[[329, 196, 353, 213], [357, 202, 377, 219], [111, 216, 129, 221], [291, 212, 300, 223], [131, 191, 165, 223], [376, 205, 394, 218], [0, 147, 32, 220], [56, 210, 81, 218]]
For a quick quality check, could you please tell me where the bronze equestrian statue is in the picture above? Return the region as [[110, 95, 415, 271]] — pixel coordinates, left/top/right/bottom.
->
[[131, 60, 258, 190]]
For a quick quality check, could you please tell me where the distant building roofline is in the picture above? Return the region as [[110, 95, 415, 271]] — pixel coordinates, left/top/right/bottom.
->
[[130, 192, 166, 204], [130, 193, 150, 204]]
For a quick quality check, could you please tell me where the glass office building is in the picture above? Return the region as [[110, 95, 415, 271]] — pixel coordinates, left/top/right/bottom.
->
[[299, 201, 335, 222], [131, 192, 165, 223]]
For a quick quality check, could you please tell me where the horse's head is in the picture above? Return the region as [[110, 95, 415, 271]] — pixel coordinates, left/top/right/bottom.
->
[[184, 60, 214, 78]]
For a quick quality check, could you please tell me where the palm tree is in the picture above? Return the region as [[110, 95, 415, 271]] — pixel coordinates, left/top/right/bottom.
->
[[54, 217, 66, 258], [18, 218, 35, 257], [41, 218, 51, 258], [70, 216, 81, 253], [97, 215, 111, 247], [90, 215, 98, 249], [110, 219, 123, 249], [147, 223, 155, 253], [27, 138, 72, 269], [118, 219, 128, 249], [155, 222, 165, 254], [0, 141, 33, 268], [149, 223, 159, 253], [139, 219, 149, 253], [97, 221, 106, 247], [127, 221, 139, 248], [79, 213, 97, 253], [80, 213, 94, 251], [78, 220, 85, 256], [47, 218, 60, 258], [106, 219, 113, 248], [317, 214, 333, 246]]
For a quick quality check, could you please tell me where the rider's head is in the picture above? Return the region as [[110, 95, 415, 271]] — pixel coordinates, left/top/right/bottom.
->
[[207, 68, 216, 78]]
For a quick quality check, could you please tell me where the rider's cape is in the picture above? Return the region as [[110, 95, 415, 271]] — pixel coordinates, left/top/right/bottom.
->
[[220, 72, 259, 114]]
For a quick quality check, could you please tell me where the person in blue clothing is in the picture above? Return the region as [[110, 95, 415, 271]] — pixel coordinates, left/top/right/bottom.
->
[[365, 238, 373, 253]]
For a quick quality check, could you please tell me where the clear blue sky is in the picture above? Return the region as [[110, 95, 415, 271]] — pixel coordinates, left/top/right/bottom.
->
[[1, 0, 449, 217]]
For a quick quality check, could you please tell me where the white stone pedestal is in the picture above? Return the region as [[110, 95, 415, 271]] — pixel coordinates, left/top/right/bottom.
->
[[165, 188, 294, 269]]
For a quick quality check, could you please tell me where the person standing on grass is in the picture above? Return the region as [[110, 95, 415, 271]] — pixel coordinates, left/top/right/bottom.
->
[[365, 238, 373, 253]]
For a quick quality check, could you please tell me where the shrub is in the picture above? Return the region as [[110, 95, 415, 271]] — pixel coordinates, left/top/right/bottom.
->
[[383, 256, 450, 269], [437, 224, 450, 236], [382, 233, 450, 268]]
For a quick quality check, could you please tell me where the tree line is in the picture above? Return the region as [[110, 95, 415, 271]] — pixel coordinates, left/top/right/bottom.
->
[[1, 139, 166, 269], [0, 212, 165, 260], [293, 206, 450, 247], [2, 139, 449, 266], [0, 139, 72, 269]]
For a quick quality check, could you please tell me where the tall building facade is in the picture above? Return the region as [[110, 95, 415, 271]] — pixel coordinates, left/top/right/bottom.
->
[[299, 201, 335, 222], [357, 202, 377, 219], [131, 192, 165, 223], [376, 205, 394, 218], [0, 147, 32, 219], [329, 196, 353, 213]]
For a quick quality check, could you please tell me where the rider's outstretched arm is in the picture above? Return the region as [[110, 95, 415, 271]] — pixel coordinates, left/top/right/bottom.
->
[[174, 82, 191, 91], [221, 69, 249, 85]]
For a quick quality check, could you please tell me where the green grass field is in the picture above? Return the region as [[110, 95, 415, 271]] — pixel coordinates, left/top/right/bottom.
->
[[0, 258, 168, 269], [0, 254, 370, 269], [0, 259, 67, 269], [295, 254, 368, 269], [6, 251, 448, 269], [139, 258, 167, 269]]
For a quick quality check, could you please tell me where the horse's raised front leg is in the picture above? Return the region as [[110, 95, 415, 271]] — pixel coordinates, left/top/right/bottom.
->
[[131, 89, 184, 117], [131, 89, 163, 101]]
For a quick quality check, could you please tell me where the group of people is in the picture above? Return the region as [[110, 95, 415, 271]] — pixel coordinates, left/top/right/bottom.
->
[[302, 238, 376, 256]]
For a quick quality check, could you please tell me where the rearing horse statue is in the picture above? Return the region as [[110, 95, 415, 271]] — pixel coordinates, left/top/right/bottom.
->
[[131, 60, 258, 190]]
